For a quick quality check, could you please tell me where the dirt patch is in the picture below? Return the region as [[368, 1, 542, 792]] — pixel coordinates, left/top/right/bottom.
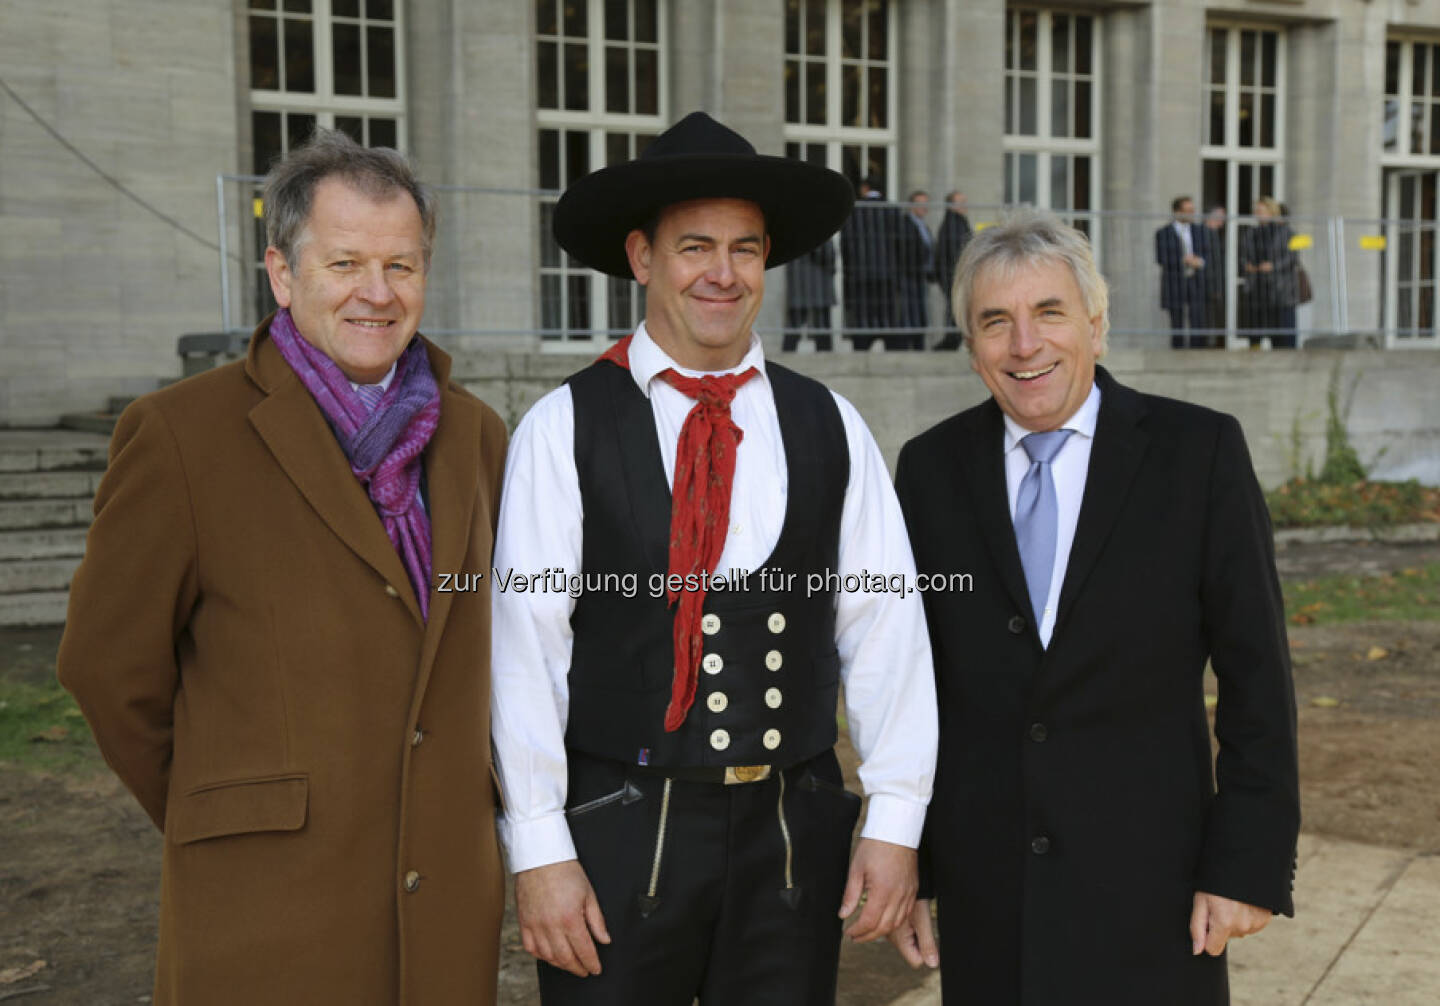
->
[[3, 541, 1438, 1003]]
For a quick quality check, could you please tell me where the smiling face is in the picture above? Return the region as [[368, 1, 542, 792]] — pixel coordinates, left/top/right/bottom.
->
[[967, 257, 1102, 433], [625, 198, 769, 371], [264, 177, 427, 383]]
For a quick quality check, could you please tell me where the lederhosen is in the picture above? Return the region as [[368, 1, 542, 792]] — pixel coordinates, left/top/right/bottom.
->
[[538, 358, 861, 1006]]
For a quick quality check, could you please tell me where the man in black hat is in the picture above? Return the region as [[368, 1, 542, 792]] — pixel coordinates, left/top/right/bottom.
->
[[489, 112, 939, 1005]]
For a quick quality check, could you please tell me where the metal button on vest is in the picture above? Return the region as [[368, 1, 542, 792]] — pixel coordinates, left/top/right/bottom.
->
[[767, 612, 786, 634], [385, 584, 400, 598], [707, 692, 729, 713], [710, 728, 731, 751], [411, 728, 425, 748], [702, 653, 724, 675], [1008, 614, 1026, 634], [765, 687, 783, 709], [1028, 723, 1048, 743], [762, 728, 782, 750], [764, 649, 783, 671], [403, 870, 421, 892], [1030, 836, 1051, 855], [701, 614, 722, 635]]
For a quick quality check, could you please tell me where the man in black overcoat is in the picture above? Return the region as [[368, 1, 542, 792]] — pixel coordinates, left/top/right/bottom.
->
[[932, 191, 973, 350], [889, 209, 1299, 1005], [1156, 195, 1211, 348]]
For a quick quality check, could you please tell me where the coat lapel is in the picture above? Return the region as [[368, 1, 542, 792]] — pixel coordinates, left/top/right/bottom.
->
[[246, 326, 426, 627], [955, 400, 1033, 622], [1052, 366, 1149, 641]]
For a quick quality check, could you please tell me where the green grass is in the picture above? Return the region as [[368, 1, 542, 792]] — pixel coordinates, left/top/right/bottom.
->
[[1284, 563, 1440, 626], [0, 677, 99, 772], [1266, 478, 1440, 529]]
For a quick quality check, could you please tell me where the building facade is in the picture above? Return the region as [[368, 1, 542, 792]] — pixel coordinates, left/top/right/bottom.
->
[[3, 0, 1440, 424]]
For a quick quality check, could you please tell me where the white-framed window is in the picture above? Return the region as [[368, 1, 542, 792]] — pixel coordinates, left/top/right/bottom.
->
[[783, 0, 898, 193], [1002, 8, 1100, 228], [1380, 39, 1440, 345], [1200, 24, 1284, 217], [247, 0, 407, 319], [535, 0, 666, 342]]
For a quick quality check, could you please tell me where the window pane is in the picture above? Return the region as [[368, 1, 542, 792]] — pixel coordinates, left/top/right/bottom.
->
[[1209, 89, 1225, 146], [806, 61, 826, 125], [250, 0, 276, 9], [1261, 93, 1275, 147], [635, 0, 657, 43], [1052, 80, 1069, 138], [1052, 15, 1069, 74], [367, 26, 395, 98], [1433, 44, 1440, 97], [785, 62, 800, 123], [1005, 77, 1014, 133], [566, 275, 590, 331], [282, 0, 312, 11], [1210, 29, 1225, 86], [866, 145, 887, 194], [1413, 101, 1426, 155], [541, 272, 561, 330], [1004, 151, 1014, 204], [1076, 16, 1092, 75], [538, 41, 558, 109], [842, 0, 861, 58], [564, 0, 586, 37], [805, 142, 825, 165], [537, 0, 557, 36], [1415, 44, 1427, 98], [1073, 156, 1091, 211], [867, 0, 887, 60], [609, 275, 634, 332], [564, 42, 589, 111], [287, 112, 316, 151], [284, 18, 315, 92], [1240, 31, 1255, 87], [606, 131, 628, 167], [1202, 160, 1226, 216], [1019, 11, 1037, 71], [333, 0, 358, 15], [1431, 104, 1440, 154], [605, 0, 626, 41], [1075, 80, 1091, 138], [1239, 91, 1254, 147], [843, 64, 861, 126], [369, 117, 396, 148], [1261, 32, 1277, 89], [538, 129, 560, 189], [335, 115, 363, 143], [786, 141, 800, 161], [805, 0, 824, 56], [1385, 98, 1400, 153], [868, 66, 887, 128], [252, 110, 282, 174], [786, 0, 800, 55], [1005, 11, 1014, 71], [565, 129, 590, 185], [366, 0, 393, 19], [1018, 153, 1037, 204], [332, 22, 362, 95], [635, 133, 655, 156], [1019, 76, 1037, 135], [1260, 164, 1274, 199], [1386, 40, 1400, 95], [250, 15, 279, 90], [1051, 155, 1069, 211], [635, 49, 657, 114], [606, 46, 628, 112]]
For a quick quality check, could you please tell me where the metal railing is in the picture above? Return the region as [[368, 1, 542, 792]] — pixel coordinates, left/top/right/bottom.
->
[[215, 176, 1438, 351]]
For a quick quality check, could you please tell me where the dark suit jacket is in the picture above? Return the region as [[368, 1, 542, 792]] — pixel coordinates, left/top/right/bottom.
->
[[894, 367, 1298, 1006], [1156, 222, 1209, 310], [933, 211, 972, 294]]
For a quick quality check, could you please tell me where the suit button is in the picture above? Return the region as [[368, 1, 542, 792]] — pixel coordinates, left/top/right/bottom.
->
[[764, 687, 783, 709], [702, 653, 724, 675], [1008, 615, 1026, 634], [707, 692, 729, 713], [762, 728, 782, 750], [702, 613, 721, 635], [767, 612, 786, 634], [1031, 836, 1051, 855], [411, 728, 425, 747], [403, 870, 421, 892], [764, 649, 783, 671], [1028, 723, 1047, 743], [385, 584, 400, 598], [710, 729, 731, 751]]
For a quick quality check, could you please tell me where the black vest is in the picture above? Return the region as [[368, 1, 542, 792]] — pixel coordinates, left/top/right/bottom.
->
[[566, 358, 849, 768]]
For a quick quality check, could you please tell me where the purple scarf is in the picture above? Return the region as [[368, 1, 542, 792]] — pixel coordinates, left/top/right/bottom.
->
[[268, 308, 440, 620]]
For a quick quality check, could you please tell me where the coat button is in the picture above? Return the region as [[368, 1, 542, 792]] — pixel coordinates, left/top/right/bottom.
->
[[403, 870, 421, 892], [764, 687, 783, 710], [1030, 836, 1051, 855], [707, 692, 729, 713], [767, 612, 786, 634], [1028, 723, 1047, 743], [762, 728, 782, 750], [710, 729, 731, 751], [411, 728, 425, 747], [702, 653, 724, 674], [701, 614, 722, 635], [1008, 614, 1026, 634], [764, 649, 783, 671], [385, 584, 400, 598]]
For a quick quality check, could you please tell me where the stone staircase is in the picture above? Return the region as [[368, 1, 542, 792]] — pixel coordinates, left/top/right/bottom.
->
[[0, 430, 111, 626]]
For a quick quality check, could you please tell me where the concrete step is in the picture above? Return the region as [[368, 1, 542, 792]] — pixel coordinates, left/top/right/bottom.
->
[[0, 590, 68, 627], [0, 499, 93, 531], [0, 528, 88, 561], [0, 556, 81, 594], [0, 430, 110, 473], [0, 470, 103, 501]]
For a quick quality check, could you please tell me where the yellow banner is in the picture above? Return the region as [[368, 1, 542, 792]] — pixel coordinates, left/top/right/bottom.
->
[[1288, 233, 1313, 251], [1359, 234, 1387, 251]]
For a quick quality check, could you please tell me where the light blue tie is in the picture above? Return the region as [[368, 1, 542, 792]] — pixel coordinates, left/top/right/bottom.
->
[[356, 383, 385, 414], [1015, 430, 1074, 626]]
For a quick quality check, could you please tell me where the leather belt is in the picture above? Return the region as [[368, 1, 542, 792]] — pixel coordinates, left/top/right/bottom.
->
[[631, 763, 773, 785]]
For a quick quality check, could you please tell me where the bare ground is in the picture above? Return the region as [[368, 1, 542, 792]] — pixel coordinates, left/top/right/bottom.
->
[[2, 539, 1437, 1004]]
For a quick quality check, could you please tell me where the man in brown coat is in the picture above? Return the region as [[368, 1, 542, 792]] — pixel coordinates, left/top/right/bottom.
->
[[58, 130, 508, 1004]]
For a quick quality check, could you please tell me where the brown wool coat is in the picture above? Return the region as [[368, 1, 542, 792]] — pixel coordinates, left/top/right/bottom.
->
[[58, 320, 508, 1005]]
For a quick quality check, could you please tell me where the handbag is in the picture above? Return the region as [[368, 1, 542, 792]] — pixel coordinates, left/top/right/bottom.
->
[[1296, 265, 1314, 305]]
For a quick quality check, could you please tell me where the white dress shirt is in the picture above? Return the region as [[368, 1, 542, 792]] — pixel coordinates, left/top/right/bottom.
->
[[490, 323, 938, 873], [1002, 381, 1101, 648]]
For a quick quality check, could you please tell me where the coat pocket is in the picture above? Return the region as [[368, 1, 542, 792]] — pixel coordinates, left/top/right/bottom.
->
[[168, 773, 309, 845]]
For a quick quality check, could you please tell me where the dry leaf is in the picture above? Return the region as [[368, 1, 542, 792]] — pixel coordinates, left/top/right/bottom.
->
[[29, 725, 68, 743], [1366, 646, 1389, 661], [0, 959, 47, 984], [1311, 696, 1341, 708]]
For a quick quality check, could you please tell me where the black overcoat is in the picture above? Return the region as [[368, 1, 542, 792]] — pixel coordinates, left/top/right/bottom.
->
[[894, 367, 1299, 1006]]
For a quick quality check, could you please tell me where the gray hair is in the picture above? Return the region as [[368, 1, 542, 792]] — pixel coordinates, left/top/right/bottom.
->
[[950, 209, 1110, 354], [262, 127, 437, 268]]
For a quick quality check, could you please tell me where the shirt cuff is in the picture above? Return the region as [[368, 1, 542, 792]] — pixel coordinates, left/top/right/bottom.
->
[[858, 793, 928, 849], [497, 812, 578, 874]]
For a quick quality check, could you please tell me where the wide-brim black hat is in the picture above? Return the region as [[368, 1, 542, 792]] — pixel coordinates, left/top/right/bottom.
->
[[552, 111, 855, 279]]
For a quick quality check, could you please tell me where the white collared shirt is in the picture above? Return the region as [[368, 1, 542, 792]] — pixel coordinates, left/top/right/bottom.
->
[[1002, 381, 1102, 648], [1173, 220, 1194, 259], [490, 322, 938, 873]]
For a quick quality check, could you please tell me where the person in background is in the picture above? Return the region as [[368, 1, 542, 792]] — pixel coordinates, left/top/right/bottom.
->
[[1155, 195, 1210, 348], [841, 177, 899, 350], [893, 189, 934, 350], [783, 238, 837, 352], [1203, 205, 1229, 344], [933, 191, 974, 350], [1240, 196, 1299, 349]]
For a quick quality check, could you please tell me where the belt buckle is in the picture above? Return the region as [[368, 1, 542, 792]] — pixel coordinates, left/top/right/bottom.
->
[[724, 765, 772, 785]]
